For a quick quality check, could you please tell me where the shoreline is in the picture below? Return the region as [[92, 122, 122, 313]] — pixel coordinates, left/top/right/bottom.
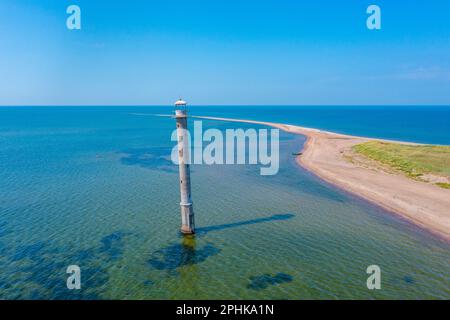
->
[[193, 115, 450, 242]]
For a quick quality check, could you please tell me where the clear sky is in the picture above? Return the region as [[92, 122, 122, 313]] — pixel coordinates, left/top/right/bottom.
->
[[1, 0, 450, 105]]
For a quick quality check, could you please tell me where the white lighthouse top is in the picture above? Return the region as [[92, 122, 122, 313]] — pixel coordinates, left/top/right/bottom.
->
[[175, 99, 187, 106]]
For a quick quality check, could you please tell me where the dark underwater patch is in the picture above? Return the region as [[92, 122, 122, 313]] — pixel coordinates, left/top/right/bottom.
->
[[0, 221, 10, 238], [143, 279, 155, 286], [148, 242, 220, 271], [247, 273, 293, 290], [11, 241, 50, 262], [0, 230, 133, 299], [99, 231, 131, 261], [119, 147, 177, 172], [403, 275, 415, 284]]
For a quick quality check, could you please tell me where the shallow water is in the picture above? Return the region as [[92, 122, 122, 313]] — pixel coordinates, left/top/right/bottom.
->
[[0, 106, 449, 299]]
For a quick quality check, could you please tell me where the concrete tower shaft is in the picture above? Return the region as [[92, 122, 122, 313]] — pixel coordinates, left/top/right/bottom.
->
[[175, 105, 195, 234]]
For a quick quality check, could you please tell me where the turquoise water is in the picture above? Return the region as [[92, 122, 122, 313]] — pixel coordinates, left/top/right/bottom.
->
[[0, 106, 449, 299]]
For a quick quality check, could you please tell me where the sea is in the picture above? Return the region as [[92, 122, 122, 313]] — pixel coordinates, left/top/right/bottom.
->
[[0, 105, 449, 299]]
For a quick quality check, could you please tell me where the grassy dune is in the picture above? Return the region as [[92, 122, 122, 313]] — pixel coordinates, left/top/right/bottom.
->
[[353, 141, 450, 189]]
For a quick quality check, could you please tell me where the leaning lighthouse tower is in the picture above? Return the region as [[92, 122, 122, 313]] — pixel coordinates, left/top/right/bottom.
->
[[174, 99, 195, 234]]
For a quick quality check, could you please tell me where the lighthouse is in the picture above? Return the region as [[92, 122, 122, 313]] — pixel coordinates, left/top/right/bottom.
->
[[174, 99, 195, 234]]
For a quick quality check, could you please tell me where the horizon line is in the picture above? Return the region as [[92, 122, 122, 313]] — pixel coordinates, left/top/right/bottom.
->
[[1, 104, 450, 107]]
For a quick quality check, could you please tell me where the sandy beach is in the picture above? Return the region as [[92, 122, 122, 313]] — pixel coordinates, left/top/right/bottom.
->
[[194, 115, 450, 242]]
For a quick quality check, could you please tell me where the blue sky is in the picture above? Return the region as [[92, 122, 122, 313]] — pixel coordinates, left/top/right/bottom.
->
[[0, 0, 449, 105]]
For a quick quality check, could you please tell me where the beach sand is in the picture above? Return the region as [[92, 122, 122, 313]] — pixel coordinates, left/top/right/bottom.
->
[[194, 115, 450, 242]]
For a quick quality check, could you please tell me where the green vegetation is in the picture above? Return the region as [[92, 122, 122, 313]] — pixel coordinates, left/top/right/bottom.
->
[[436, 182, 450, 189], [353, 141, 450, 188]]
